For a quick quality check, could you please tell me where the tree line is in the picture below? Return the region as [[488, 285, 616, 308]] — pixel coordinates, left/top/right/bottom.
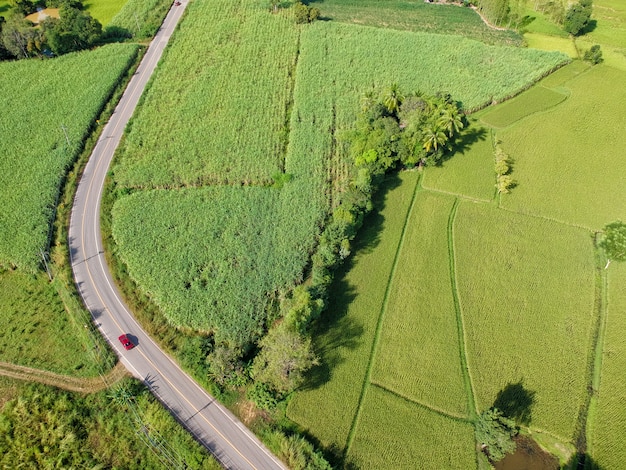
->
[[0, 0, 102, 60]]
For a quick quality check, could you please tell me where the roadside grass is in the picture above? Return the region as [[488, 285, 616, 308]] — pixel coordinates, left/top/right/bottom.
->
[[286, 172, 419, 452], [479, 85, 568, 129], [498, 65, 626, 229], [113, 0, 299, 188], [420, 118, 495, 201], [371, 191, 469, 417], [83, 0, 126, 25], [0, 271, 104, 376], [0, 43, 138, 271], [0, 377, 219, 469], [315, 0, 522, 46], [588, 262, 626, 468], [347, 385, 476, 469], [454, 202, 596, 440]]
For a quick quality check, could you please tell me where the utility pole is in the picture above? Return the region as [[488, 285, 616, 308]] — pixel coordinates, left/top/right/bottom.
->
[[40, 249, 52, 281]]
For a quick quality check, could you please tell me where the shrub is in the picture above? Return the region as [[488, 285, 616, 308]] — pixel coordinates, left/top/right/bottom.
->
[[584, 44, 603, 65]]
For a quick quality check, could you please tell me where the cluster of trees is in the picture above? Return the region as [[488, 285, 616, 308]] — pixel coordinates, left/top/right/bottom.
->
[[475, 408, 519, 461], [473, 0, 530, 28], [563, 0, 593, 36], [0, 0, 102, 60], [293, 1, 320, 24]]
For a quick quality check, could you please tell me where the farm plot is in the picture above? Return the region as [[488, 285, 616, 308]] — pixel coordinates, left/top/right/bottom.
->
[[316, 0, 522, 46], [0, 43, 138, 271], [371, 191, 469, 417], [105, 0, 173, 38], [498, 65, 626, 229], [454, 202, 596, 440], [588, 262, 626, 468], [111, 186, 297, 347], [421, 118, 495, 201], [0, 271, 102, 376], [112, 0, 299, 188], [347, 385, 476, 469], [286, 172, 419, 450]]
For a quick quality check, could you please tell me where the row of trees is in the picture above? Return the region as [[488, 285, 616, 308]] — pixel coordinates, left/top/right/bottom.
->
[[0, 0, 102, 60]]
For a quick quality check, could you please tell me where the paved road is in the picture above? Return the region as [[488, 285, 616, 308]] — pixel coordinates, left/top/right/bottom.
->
[[68, 3, 287, 469]]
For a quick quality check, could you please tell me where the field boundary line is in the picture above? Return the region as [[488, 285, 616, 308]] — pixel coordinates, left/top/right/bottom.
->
[[447, 198, 478, 419], [344, 173, 421, 454], [419, 184, 492, 204], [0, 361, 128, 393], [496, 204, 595, 232], [579, 235, 610, 457], [370, 381, 469, 421]]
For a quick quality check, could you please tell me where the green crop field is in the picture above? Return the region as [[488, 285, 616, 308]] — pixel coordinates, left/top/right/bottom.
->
[[479, 85, 568, 128], [347, 386, 476, 469], [314, 0, 522, 46], [287, 172, 419, 449], [83, 0, 127, 25], [113, 1, 299, 188], [371, 191, 468, 417], [0, 43, 138, 271], [589, 262, 626, 468], [498, 65, 626, 229], [0, 271, 105, 376], [420, 118, 495, 201], [454, 202, 596, 440]]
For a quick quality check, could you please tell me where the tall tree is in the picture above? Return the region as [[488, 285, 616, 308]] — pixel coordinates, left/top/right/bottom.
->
[[382, 83, 404, 115], [438, 104, 464, 138], [475, 408, 518, 462], [42, 5, 102, 55], [563, 0, 593, 36], [599, 220, 626, 269], [0, 13, 41, 58]]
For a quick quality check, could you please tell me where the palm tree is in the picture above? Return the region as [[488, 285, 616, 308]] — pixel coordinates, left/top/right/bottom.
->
[[437, 104, 464, 138], [382, 83, 404, 115], [422, 123, 448, 153]]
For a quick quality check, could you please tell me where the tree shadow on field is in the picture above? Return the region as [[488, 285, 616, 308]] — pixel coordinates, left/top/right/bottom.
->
[[566, 452, 604, 470], [493, 380, 536, 426], [449, 124, 489, 158], [300, 173, 402, 391]]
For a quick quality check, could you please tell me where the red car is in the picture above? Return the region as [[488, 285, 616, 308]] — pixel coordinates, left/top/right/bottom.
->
[[118, 334, 135, 350]]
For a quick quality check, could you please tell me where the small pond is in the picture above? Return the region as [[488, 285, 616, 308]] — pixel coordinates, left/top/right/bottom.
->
[[493, 436, 559, 470]]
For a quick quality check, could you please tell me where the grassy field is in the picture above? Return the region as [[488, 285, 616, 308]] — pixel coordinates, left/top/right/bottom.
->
[[371, 191, 468, 417], [588, 262, 626, 468], [83, 0, 126, 25], [498, 65, 626, 229], [0, 271, 106, 376], [286, 172, 419, 451], [420, 118, 495, 202], [347, 386, 477, 469], [0, 43, 138, 271], [313, 0, 522, 46], [454, 202, 596, 440]]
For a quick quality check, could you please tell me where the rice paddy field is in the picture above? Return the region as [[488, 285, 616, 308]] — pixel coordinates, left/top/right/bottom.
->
[[0, 43, 138, 271], [497, 65, 626, 229], [589, 262, 626, 469]]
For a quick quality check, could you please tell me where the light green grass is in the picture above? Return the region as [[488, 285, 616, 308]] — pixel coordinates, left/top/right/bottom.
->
[[499, 65, 626, 229], [454, 202, 596, 440], [585, 0, 626, 49], [371, 191, 468, 416], [588, 262, 626, 468], [286, 172, 419, 450], [521, 8, 569, 37], [347, 386, 476, 469], [421, 119, 495, 201], [0, 271, 103, 376], [113, 1, 299, 188], [538, 60, 589, 88], [83, 0, 126, 25], [524, 32, 578, 57], [0, 43, 138, 271], [317, 0, 521, 45], [480, 85, 567, 128]]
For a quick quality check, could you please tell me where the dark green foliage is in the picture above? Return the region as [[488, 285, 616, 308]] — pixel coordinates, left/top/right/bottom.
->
[[251, 324, 319, 394], [563, 0, 593, 36], [583, 44, 603, 65], [283, 285, 324, 334], [477, 0, 511, 26], [42, 5, 102, 55], [599, 221, 626, 267], [247, 382, 279, 410], [293, 1, 319, 24], [274, 432, 332, 470], [207, 345, 247, 387], [475, 408, 518, 462], [0, 12, 44, 58]]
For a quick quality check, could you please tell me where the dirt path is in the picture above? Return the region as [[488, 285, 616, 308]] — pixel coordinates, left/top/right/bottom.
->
[[0, 361, 128, 393]]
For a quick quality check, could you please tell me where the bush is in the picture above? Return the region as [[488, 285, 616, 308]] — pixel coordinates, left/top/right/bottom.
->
[[475, 408, 518, 462], [293, 2, 319, 24], [584, 44, 603, 65]]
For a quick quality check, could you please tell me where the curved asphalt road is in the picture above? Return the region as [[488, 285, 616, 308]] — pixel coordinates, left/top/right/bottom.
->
[[68, 3, 287, 469]]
